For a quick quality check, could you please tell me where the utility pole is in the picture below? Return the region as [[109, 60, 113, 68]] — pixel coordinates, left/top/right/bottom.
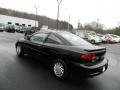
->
[[34, 5, 39, 28], [77, 19, 80, 30], [96, 18, 99, 29], [56, 0, 62, 30], [67, 15, 70, 31]]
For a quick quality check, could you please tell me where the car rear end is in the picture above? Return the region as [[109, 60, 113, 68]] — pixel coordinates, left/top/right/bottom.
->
[[97, 34, 107, 43], [58, 31, 108, 77], [112, 35, 120, 43], [113, 38, 120, 43], [71, 46, 108, 77], [105, 34, 120, 43], [94, 37, 102, 43], [76, 32, 88, 40], [88, 35, 102, 44]]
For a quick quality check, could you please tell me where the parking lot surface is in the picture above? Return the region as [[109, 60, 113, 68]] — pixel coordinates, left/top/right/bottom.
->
[[0, 32, 120, 90]]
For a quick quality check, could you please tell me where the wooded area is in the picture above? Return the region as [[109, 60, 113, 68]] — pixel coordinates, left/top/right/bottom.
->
[[77, 21, 120, 36], [0, 7, 73, 30]]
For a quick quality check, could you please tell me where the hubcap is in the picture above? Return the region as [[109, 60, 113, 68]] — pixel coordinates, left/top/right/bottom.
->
[[91, 40, 95, 44], [16, 45, 21, 55], [53, 62, 64, 77]]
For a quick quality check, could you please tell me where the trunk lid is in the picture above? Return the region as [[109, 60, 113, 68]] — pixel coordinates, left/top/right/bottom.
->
[[75, 45, 106, 66]]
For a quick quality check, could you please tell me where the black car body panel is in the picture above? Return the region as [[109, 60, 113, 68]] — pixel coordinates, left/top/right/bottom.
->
[[15, 30, 108, 77], [71, 58, 108, 77]]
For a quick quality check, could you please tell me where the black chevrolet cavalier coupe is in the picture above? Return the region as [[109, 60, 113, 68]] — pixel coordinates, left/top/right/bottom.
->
[[15, 30, 108, 80]]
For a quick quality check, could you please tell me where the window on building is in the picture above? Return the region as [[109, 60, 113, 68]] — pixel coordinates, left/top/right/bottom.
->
[[15, 23, 19, 26], [8, 22, 12, 24], [22, 24, 25, 27], [28, 25, 31, 27]]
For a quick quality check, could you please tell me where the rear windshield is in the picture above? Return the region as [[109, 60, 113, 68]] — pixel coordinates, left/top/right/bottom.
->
[[59, 32, 91, 46]]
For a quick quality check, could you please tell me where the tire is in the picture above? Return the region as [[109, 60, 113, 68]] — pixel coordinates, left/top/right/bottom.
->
[[52, 59, 69, 80], [91, 40, 95, 44], [16, 44, 24, 57]]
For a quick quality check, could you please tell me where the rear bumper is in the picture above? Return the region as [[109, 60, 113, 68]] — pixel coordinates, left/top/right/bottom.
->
[[71, 58, 108, 77]]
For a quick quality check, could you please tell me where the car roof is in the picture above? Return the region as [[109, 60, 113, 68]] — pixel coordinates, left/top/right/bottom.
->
[[39, 29, 71, 34]]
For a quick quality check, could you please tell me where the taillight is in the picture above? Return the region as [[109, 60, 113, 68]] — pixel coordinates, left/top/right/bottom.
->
[[80, 53, 96, 61]]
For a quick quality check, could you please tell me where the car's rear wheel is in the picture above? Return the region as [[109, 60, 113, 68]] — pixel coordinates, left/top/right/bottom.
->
[[53, 59, 69, 80], [16, 44, 24, 56], [91, 40, 95, 44]]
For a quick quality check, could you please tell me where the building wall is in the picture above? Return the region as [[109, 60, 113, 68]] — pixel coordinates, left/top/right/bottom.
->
[[0, 14, 38, 27]]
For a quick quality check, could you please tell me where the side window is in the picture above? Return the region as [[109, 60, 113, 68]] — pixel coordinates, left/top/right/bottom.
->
[[45, 34, 63, 45], [30, 33, 48, 43]]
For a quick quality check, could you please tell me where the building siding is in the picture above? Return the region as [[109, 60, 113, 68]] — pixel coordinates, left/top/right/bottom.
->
[[0, 14, 38, 27]]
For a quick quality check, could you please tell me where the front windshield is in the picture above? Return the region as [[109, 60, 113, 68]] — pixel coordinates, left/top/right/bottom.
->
[[59, 32, 92, 46]]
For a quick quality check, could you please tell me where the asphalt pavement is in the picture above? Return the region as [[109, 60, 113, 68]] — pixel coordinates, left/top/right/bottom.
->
[[0, 32, 120, 90]]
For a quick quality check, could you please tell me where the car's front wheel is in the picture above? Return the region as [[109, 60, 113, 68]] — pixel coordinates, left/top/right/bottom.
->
[[52, 59, 69, 80], [16, 44, 24, 57]]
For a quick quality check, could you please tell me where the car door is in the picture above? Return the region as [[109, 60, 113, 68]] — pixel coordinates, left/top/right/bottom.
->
[[23, 32, 49, 56], [43, 33, 65, 58]]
